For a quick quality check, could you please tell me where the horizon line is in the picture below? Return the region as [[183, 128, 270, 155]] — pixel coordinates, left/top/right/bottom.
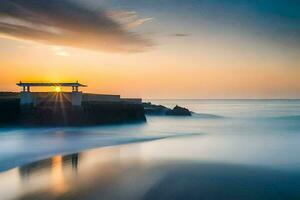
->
[[0, 91, 299, 100]]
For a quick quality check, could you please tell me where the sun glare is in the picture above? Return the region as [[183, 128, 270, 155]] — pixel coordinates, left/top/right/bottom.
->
[[55, 86, 61, 92]]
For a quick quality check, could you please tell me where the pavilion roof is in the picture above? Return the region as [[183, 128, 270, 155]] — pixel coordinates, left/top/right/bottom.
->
[[16, 82, 87, 87]]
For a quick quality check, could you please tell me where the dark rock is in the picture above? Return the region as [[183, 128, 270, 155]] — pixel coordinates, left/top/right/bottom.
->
[[143, 102, 169, 115], [166, 105, 192, 116], [143, 103, 191, 116]]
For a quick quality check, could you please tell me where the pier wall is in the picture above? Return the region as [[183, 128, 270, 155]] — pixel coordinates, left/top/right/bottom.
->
[[121, 98, 142, 104], [16, 92, 121, 107], [0, 94, 146, 126], [83, 93, 121, 102], [20, 92, 34, 106], [72, 92, 83, 106]]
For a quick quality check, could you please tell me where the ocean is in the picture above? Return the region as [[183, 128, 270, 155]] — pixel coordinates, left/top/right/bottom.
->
[[0, 99, 300, 200]]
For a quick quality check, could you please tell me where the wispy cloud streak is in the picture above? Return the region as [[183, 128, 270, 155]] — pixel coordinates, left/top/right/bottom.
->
[[171, 33, 189, 37], [107, 10, 154, 29], [0, 0, 153, 52]]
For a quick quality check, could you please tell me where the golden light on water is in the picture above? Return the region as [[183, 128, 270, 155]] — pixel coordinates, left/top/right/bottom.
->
[[51, 155, 67, 193]]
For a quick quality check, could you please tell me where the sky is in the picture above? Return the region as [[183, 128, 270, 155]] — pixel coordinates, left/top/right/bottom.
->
[[0, 0, 299, 98]]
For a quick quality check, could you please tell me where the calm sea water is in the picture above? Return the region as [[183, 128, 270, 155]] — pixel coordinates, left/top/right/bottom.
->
[[0, 100, 300, 200]]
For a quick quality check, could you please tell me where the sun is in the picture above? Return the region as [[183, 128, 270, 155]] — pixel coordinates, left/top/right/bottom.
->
[[54, 86, 61, 93]]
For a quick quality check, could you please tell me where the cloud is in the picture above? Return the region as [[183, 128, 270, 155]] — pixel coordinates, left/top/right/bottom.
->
[[127, 18, 154, 29], [107, 10, 154, 29], [52, 46, 70, 57], [107, 11, 138, 20], [0, 0, 153, 53], [171, 33, 189, 37]]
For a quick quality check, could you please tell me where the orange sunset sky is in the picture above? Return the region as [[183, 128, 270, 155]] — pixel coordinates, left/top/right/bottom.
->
[[0, 0, 299, 98]]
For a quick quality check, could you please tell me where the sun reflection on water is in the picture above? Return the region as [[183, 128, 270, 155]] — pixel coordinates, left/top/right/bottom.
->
[[51, 155, 68, 194]]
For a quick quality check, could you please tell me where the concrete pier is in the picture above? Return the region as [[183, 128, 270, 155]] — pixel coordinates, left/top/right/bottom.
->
[[0, 81, 146, 126]]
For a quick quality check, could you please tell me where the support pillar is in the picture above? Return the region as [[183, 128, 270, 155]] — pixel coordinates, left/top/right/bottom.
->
[[20, 91, 34, 106], [71, 91, 83, 107]]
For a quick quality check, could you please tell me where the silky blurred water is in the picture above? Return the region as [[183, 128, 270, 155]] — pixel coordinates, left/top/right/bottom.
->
[[0, 100, 299, 172], [0, 100, 300, 200], [150, 99, 300, 118]]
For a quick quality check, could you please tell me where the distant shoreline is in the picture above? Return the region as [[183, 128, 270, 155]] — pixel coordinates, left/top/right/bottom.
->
[[148, 98, 300, 101]]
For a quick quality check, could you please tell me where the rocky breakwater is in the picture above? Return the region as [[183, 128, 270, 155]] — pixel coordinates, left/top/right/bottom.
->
[[143, 102, 192, 116]]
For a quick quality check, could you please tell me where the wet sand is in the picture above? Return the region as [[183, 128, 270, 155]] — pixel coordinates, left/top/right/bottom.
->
[[1, 134, 300, 200]]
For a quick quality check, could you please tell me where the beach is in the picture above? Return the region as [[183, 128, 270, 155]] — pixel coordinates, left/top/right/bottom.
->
[[0, 100, 300, 200], [1, 0, 299, 199]]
